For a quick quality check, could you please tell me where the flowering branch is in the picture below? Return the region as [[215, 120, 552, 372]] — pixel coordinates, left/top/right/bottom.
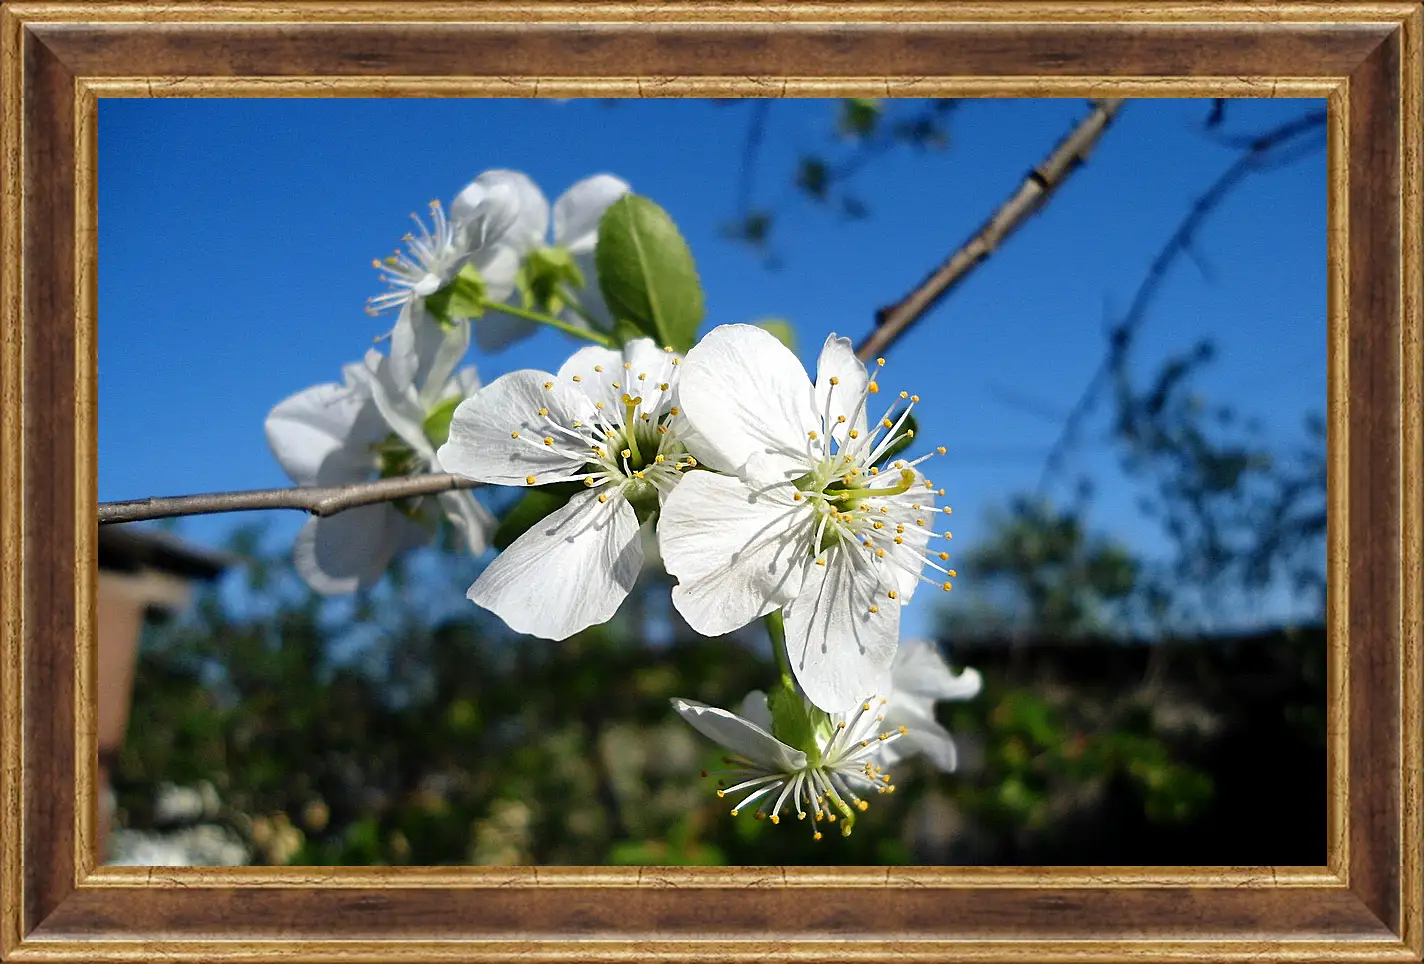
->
[[98, 474, 480, 526], [855, 98, 1124, 362]]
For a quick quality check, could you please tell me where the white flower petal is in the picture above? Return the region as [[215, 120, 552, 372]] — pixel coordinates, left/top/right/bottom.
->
[[556, 344, 626, 406], [436, 489, 495, 557], [566, 249, 613, 330], [265, 380, 382, 487], [669, 698, 806, 771], [676, 324, 819, 480], [660, 471, 812, 636], [814, 333, 870, 447], [553, 174, 630, 254], [452, 169, 548, 255], [471, 244, 524, 311], [466, 488, 642, 639], [292, 504, 429, 595], [359, 349, 435, 463], [892, 639, 983, 701], [619, 338, 682, 418], [737, 690, 774, 732], [783, 543, 900, 713], [438, 370, 597, 486], [388, 301, 473, 400]]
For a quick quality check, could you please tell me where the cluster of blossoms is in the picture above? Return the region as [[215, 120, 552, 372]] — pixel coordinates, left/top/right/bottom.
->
[[266, 168, 980, 838]]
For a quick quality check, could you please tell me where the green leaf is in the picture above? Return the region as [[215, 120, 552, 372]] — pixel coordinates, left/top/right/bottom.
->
[[753, 318, 797, 353], [595, 195, 705, 352], [492, 483, 583, 551]]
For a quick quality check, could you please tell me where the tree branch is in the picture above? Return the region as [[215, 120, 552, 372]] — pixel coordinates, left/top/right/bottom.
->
[[855, 98, 1124, 362], [99, 474, 480, 526], [1033, 107, 1327, 494]]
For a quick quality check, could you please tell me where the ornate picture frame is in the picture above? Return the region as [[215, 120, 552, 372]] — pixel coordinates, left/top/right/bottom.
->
[[1, 3, 1419, 961]]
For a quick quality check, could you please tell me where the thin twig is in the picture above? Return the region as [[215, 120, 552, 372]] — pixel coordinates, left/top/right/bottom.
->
[[99, 474, 480, 526], [855, 99, 1125, 362], [1032, 108, 1327, 494]]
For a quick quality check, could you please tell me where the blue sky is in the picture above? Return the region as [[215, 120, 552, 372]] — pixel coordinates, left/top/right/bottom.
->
[[98, 97, 1325, 639]]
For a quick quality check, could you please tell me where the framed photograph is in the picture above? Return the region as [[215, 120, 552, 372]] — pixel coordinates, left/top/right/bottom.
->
[[2, 2, 1419, 961]]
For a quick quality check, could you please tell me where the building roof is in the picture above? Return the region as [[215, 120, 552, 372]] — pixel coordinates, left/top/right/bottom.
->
[[97, 525, 236, 581]]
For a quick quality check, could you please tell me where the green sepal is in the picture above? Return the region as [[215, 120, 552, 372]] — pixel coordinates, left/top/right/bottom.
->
[[421, 395, 463, 450], [425, 264, 487, 327], [595, 194, 705, 352], [492, 482, 584, 551], [767, 680, 828, 769], [516, 246, 586, 318]]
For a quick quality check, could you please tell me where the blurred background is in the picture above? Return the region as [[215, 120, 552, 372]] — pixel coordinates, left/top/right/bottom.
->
[[98, 97, 1327, 867]]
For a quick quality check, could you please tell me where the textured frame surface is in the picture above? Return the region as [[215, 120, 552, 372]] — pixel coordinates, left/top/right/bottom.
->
[[0, 3, 1420, 962]]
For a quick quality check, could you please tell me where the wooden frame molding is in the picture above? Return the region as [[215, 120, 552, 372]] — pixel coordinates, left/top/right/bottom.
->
[[1, 3, 1419, 962]]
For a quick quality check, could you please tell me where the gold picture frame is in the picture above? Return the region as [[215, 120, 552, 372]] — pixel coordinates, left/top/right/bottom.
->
[[1, 2, 1420, 961]]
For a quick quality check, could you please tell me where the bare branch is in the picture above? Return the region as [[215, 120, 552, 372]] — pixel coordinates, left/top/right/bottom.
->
[[1033, 107, 1327, 493], [855, 99, 1124, 362], [99, 474, 480, 526]]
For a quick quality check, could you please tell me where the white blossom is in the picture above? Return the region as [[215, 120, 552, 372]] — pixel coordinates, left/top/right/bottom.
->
[[437, 338, 692, 639], [264, 332, 494, 594], [658, 324, 955, 712], [478, 174, 631, 351], [671, 693, 906, 839]]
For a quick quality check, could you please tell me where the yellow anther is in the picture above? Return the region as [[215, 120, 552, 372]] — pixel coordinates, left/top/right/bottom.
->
[[814, 832, 823, 840], [511, 431, 520, 439], [571, 375, 582, 382], [880, 506, 890, 514], [543, 437, 554, 446], [876, 357, 886, 367], [769, 815, 780, 825], [655, 454, 666, 463], [595, 402, 605, 410], [525, 475, 536, 485], [671, 357, 681, 365], [869, 605, 880, 614], [900, 391, 909, 399], [849, 430, 860, 439], [829, 376, 840, 385], [638, 373, 646, 380], [867, 382, 879, 394], [792, 492, 804, 501], [857, 800, 870, 811], [543, 381, 553, 390], [869, 466, 879, 475], [906, 429, 915, 438], [621, 449, 632, 459], [598, 493, 608, 504], [730, 809, 739, 816], [538, 408, 549, 417], [894, 536, 904, 544], [584, 478, 596, 487], [912, 395, 920, 402], [659, 382, 669, 391], [808, 430, 819, 440], [948, 569, 957, 577], [837, 415, 847, 424], [882, 418, 893, 428], [873, 521, 883, 529], [887, 589, 898, 599], [594, 365, 603, 372], [815, 557, 826, 567], [875, 548, 886, 558], [943, 506, 953, 515], [633, 471, 645, 479], [938, 488, 946, 496], [624, 362, 633, 370], [716, 789, 725, 798], [938, 552, 950, 561], [937, 446, 947, 455], [896, 524, 905, 534], [916, 518, 926, 526], [670, 406, 681, 416], [942, 582, 953, 591]]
